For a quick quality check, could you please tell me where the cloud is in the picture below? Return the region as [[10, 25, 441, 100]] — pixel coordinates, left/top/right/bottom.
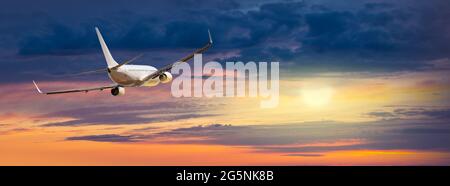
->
[[397, 128, 450, 134], [1, 0, 450, 84], [11, 1, 449, 57], [367, 111, 396, 118], [0, 127, 32, 135], [151, 122, 368, 147], [40, 104, 219, 127], [18, 24, 98, 56], [64, 117, 450, 155], [43, 113, 216, 127], [165, 120, 450, 153], [419, 109, 450, 120], [283, 153, 324, 157], [367, 108, 450, 120], [132, 126, 159, 132]]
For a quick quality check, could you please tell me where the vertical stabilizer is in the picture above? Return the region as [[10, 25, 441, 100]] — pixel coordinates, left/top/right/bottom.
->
[[95, 27, 119, 68]]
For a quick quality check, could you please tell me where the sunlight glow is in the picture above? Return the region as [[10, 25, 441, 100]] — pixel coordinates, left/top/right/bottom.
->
[[301, 85, 334, 108]]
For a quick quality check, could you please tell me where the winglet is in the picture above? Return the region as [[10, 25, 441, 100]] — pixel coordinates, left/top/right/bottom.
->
[[208, 29, 213, 44], [32, 80, 43, 94]]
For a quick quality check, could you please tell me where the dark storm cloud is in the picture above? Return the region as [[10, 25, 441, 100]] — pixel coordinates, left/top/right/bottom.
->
[[18, 24, 99, 56], [40, 103, 219, 127], [17, 20, 214, 55], [65, 118, 450, 154], [8, 0, 438, 56], [300, 3, 411, 53]]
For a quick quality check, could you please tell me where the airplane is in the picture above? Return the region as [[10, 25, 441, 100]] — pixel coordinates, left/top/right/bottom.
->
[[33, 27, 213, 96]]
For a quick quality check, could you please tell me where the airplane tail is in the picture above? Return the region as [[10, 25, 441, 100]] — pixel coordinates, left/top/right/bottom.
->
[[95, 27, 119, 69]]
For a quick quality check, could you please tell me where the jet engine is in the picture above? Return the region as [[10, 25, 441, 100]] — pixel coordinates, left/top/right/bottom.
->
[[159, 72, 173, 84], [111, 86, 125, 96]]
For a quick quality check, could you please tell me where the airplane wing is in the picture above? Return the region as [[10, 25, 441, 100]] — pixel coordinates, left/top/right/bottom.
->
[[141, 30, 213, 82], [33, 81, 117, 95]]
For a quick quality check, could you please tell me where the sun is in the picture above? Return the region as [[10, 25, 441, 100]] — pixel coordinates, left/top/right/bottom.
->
[[300, 85, 334, 108]]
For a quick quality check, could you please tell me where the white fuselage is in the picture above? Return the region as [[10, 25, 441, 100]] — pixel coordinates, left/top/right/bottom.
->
[[109, 64, 159, 87]]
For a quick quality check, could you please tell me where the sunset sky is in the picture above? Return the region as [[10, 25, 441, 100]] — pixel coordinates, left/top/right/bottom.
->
[[1, 0, 450, 165]]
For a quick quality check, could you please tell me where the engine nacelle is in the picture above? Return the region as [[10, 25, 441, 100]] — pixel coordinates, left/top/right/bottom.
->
[[159, 72, 173, 84], [111, 86, 125, 96]]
